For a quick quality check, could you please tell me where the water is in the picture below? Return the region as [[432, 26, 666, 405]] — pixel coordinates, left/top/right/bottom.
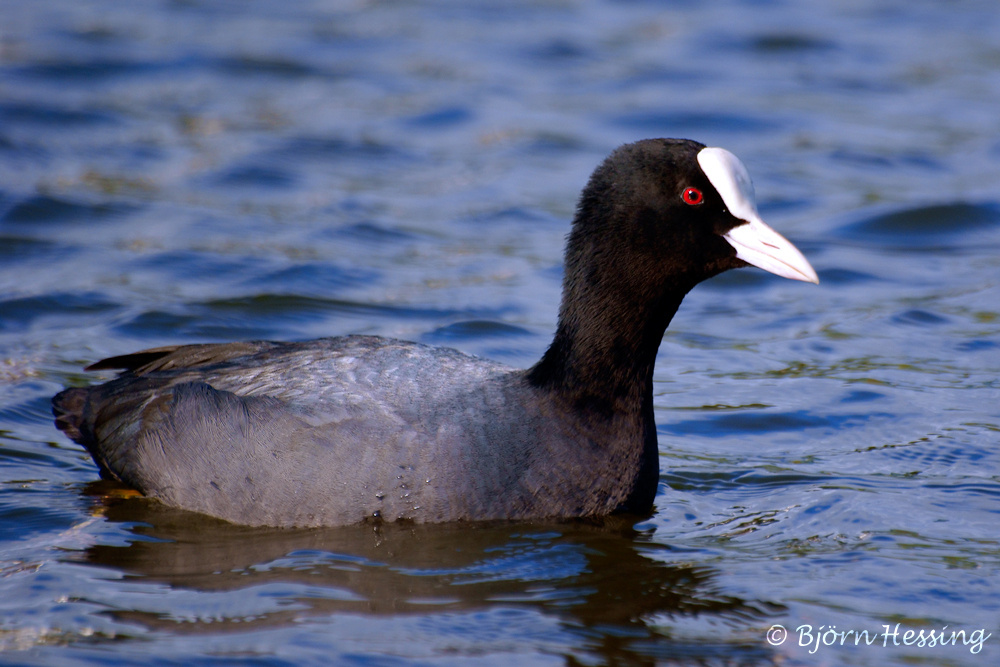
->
[[2, 0, 999, 664]]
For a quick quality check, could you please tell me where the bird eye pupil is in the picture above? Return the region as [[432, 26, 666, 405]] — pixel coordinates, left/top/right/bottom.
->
[[682, 187, 703, 205]]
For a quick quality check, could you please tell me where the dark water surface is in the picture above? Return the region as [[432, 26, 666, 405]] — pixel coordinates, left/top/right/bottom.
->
[[2, 1, 999, 665]]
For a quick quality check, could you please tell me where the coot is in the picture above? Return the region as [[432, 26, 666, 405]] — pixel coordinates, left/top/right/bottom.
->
[[53, 139, 818, 527]]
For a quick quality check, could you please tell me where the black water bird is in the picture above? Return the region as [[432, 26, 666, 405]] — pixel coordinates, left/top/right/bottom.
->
[[53, 139, 818, 527]]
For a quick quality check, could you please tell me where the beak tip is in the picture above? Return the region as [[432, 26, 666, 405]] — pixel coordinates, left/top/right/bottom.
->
[[788, 264, 819, 285]]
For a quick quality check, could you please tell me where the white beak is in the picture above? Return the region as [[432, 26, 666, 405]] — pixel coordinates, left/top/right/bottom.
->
[[698, 146, 819, 284], [723, 217, 819, 284]]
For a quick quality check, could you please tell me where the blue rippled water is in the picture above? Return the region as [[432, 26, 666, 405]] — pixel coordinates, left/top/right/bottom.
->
[[1, 1, 999, 665]]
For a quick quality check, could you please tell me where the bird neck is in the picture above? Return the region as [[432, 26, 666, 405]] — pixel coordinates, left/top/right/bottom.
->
[[527, 275, 690, 418]]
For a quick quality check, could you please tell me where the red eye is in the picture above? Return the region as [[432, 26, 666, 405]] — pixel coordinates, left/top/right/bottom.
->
[[682, 187, 703, 205]]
